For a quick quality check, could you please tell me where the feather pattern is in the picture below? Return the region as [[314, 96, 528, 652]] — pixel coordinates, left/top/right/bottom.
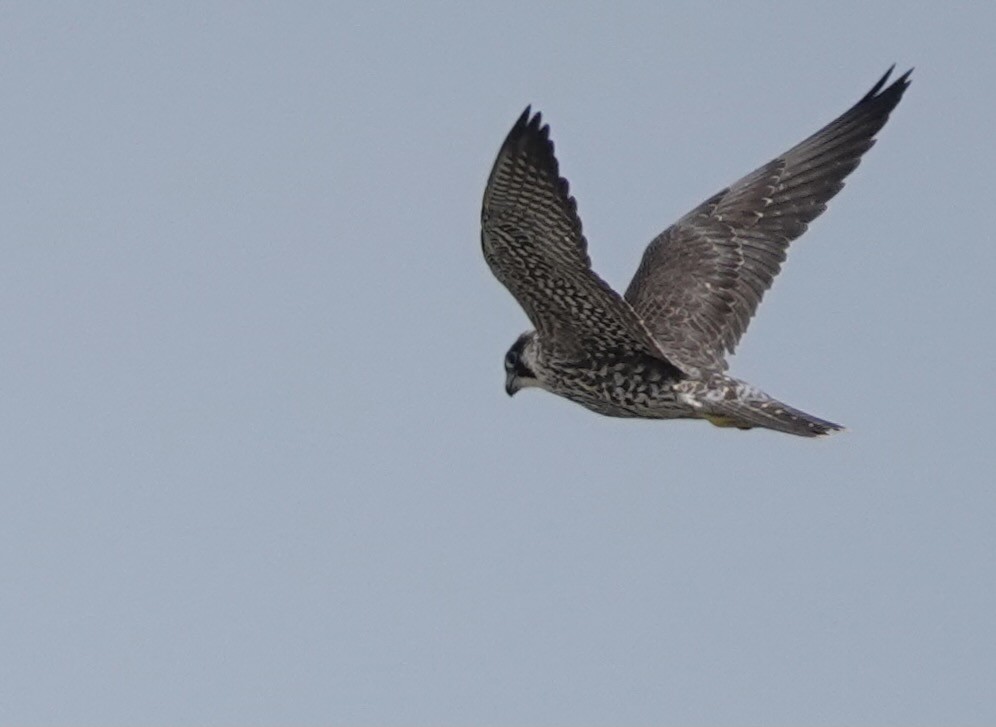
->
[[624, 67, 911, 373], [482, 108, 667, 359]]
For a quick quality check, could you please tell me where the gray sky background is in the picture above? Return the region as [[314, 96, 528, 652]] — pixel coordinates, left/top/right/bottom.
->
[[1, 2, 994, 724]]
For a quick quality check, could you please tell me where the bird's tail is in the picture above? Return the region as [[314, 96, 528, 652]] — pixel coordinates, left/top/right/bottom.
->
[[687, 379, 844, 438]]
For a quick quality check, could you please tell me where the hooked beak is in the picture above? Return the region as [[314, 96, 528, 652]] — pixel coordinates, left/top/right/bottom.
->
[[505, 372, 520, 397]]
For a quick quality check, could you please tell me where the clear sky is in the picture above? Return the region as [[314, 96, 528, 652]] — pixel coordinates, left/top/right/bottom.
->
[[1, 2, 994, 724]]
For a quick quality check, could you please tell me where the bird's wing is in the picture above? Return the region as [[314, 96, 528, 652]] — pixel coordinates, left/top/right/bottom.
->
[[624, 67, 911, 373], [482, 108, 667, 360]]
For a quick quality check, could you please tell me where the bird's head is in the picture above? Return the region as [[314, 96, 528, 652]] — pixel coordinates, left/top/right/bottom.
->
[[504, 331, 540, 396]]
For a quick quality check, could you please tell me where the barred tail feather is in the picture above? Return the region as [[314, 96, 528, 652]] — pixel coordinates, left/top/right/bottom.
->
[[703, 397, 844, 437]]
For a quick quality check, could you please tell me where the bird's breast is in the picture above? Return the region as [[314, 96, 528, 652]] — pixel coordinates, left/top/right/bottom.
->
[[546, 354, 687, 419]]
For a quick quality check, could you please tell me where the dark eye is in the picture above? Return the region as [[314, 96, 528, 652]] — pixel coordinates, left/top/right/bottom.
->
[[505, 350, 518, 368]]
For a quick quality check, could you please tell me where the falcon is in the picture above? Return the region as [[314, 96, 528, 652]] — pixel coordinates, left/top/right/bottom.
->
[[481, 67, 910, 437]]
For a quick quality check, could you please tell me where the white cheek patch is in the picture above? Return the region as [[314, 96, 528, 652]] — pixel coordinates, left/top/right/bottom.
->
[[522, 344, 540, 372]]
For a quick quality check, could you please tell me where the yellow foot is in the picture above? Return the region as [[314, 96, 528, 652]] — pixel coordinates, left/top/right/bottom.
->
[[704, 415, 753, 430]]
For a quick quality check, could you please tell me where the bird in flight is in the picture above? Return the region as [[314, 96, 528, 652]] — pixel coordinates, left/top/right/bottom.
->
[[481, 67, 910, 437]]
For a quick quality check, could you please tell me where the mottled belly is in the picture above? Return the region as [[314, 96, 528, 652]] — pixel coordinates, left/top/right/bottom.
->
[[553, 359, 692, 420]]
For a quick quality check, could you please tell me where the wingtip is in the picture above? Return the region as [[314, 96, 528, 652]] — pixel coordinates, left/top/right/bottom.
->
[[890, 64, 914, 88], [505, 105, 552, 152], [511, 105, 546, 135], [862, 64, 913, 102], [509, 106, 532, 136]]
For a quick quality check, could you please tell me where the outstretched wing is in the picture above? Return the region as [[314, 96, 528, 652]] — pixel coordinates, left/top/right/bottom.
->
[[482, 108, 665, 359], [624, 67, 911, 373]]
